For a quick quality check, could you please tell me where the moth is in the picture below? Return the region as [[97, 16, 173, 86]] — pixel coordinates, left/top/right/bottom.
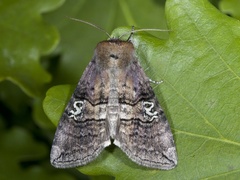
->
[[50, 23, 177, 170]]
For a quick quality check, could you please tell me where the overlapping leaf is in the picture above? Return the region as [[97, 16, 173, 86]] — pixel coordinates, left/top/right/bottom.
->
[[0, 0, 64, 97]]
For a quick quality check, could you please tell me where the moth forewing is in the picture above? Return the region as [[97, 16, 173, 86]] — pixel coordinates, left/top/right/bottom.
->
[[50, 52, 111, 168]]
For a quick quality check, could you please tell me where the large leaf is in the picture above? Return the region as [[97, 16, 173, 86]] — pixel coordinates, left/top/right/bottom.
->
[[0, 0, 64, 97], [44, 0, 240, 179]]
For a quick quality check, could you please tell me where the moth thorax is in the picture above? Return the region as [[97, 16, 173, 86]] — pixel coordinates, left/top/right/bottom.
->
[[95, 40, 135, 69]]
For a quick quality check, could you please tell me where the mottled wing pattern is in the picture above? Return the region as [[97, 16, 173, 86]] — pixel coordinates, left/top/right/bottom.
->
[[114, 59, 177, 170], [50, 58, 111, 168]]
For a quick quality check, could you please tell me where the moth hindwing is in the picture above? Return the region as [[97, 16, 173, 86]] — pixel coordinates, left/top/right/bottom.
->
[[50, 39, 177, 170]]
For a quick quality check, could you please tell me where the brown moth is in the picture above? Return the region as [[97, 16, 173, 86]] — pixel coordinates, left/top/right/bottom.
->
[[50, 22, 177, 170]]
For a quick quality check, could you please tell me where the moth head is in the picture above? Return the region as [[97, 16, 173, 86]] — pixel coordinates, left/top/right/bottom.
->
[[95, 39, 135, 69]]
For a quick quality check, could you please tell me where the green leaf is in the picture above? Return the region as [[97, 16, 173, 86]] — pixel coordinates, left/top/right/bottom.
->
[[219, 0, 240, 20], [44, 0, 240, 179], [0, 0, 64, 97], [43, 85, 75, 126]]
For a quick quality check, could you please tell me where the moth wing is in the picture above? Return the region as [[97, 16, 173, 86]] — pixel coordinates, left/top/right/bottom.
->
[[50, 59, 111, 168], [114, 63, 177, 170]]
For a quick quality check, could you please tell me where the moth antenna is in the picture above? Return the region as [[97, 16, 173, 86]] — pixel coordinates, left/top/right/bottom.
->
[[67, 17, 111, 39], [132, 28, 171, 33], [126, 26, 135, 41], [119, 28, 171, 39]]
